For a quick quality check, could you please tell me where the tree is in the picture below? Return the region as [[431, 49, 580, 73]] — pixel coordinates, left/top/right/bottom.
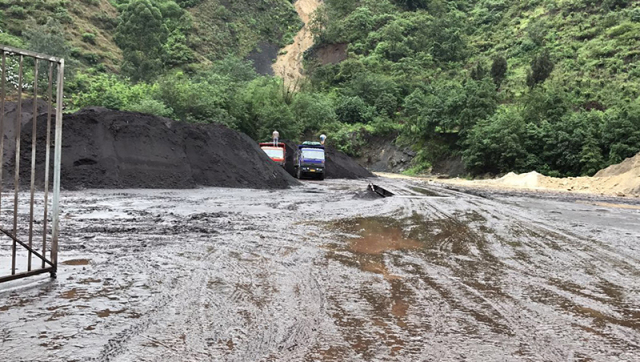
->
[[490, 55, 508, 88], [392, 0, 429, 11], [24, 18, 69, 59], [335, 96, 373, 124], [157, 71, 233, 125], [115, 0, 169, 81], [470, 62, 486, 81], [580, 134, 605, 176], [600, 102, 640, 164], [458, 79, 498, 136], [163, 30, 194, 67], [526, 49, 554, 89], [463, 106, 532, 175], [292, 92, 337, 133], [230, 77, 300, 140]]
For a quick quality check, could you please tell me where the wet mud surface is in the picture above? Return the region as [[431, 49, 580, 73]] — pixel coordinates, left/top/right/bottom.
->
[[1, 178, 640, 361]]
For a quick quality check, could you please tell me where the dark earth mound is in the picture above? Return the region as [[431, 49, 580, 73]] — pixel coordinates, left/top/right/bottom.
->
[[325, 145, 374, 179], [13, 107, 298, 190], [281, 139, 374, 179], [1, 99, 50, 171]]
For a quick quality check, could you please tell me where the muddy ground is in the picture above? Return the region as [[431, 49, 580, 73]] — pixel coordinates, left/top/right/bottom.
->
[[1, 178, 640, 361]]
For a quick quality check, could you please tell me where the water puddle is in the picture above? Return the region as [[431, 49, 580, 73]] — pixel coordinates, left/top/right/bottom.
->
[[60, 288, 81, 299], [324, 217, 423, 356], [79, 278, 102, 284], [408, 186, 442, 197], [341, 217, 422, 255], [95, 308, 126, 318], [582, 201, 640, 210], [61, 259, 91, 266]]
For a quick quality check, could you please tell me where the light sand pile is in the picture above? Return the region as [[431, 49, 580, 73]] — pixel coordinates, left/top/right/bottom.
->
[[468, 154, 640, 196], [378, 152, 640, 197], [596, 153, 640, 177], [497, 171, 542, 188]]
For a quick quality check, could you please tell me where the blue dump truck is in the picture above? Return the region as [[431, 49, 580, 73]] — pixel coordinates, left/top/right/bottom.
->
[[295, 142, 326, 180]]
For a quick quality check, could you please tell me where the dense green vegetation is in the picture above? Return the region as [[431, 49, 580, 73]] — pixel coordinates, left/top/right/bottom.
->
[[2, 0, 640, 177], [305, 0, 640, 176]]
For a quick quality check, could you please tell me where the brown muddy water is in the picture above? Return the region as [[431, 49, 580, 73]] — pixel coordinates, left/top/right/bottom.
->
[[1, 179, 640, 361]]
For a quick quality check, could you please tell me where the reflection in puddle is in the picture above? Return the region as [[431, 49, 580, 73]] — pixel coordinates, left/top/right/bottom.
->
[[345, 218, 422, 255], [326, 217, 423, 358]]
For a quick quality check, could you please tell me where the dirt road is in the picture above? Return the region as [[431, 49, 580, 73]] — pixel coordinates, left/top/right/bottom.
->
[[1, 179, 640, 361]]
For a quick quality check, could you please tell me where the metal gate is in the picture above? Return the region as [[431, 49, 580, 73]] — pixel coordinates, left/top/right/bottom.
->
[[0, 45, 64, 283]]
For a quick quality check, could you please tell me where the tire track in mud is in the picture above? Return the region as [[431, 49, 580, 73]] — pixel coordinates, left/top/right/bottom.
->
[[3, 181, 640, 361], [320, 183, 640, 360], [94, 210, 329, 361]]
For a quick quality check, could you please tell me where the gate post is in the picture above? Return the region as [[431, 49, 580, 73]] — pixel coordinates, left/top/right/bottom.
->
[[0, 45, 64, 284]]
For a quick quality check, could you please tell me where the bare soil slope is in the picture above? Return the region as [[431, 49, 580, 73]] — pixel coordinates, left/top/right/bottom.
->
[[272, 0, 322, 89]]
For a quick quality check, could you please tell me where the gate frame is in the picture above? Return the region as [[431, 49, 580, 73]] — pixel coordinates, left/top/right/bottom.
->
[[0, 45, 64, 283]]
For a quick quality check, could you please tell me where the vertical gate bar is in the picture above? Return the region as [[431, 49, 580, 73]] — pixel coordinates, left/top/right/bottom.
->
[[51, 59, 64, 277], [0, 52, 5, 230], [0, 52, 4, 274], [27, 59, 38, 271], [12, 55, 23, 276], [42, 62, 53, 269]]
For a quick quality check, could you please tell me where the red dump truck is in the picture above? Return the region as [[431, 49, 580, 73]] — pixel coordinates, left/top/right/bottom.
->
[[259, 142, 286, 167]]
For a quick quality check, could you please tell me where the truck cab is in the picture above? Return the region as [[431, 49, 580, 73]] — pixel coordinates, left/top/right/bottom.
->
[[295, 142, 325, 180], [259, 142, 286, 167]]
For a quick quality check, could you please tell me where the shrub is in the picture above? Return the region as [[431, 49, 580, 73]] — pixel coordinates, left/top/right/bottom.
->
[[82, 32, 97, 44], [7, 6, 26, 19], [83, 52, 101, 64], [72, 73, 156, 111], [124, 99, 174, 118]]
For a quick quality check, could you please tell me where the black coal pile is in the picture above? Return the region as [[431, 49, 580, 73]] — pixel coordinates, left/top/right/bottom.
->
[[324, 145, 374, 179], [1, 99, 50, 170], [14, 107, 299, 190]]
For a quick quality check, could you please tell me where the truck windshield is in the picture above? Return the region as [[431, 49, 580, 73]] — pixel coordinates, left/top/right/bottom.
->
[[262, 148, 284, 159], [301, 148, 325, 161]]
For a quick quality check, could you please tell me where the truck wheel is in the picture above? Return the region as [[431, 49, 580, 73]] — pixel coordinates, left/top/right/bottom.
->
[[319, 173, 325, 181]]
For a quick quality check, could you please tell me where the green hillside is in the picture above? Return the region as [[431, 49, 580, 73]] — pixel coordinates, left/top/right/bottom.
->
[[1, 0, 640, 177], [306, 0, 640, 177], [0, 0, 298, 72]]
